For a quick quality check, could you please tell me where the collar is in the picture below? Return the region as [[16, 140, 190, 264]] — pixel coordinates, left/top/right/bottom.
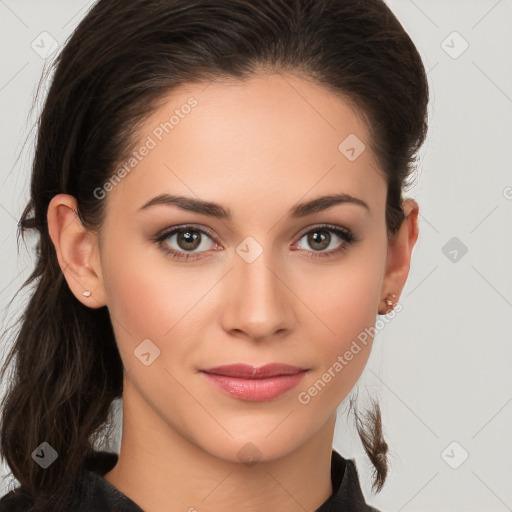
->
[[80, 449, 380, 511]]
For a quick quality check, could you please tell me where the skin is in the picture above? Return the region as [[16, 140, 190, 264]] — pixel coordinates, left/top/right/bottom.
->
[[47, 72, 419, 512]]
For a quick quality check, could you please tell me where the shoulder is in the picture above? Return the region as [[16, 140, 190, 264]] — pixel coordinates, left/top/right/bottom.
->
[[344, 458, 385, 512], [328, 451, 385, 512], [0, 450, 121, 512], [0, 486, 33, 511]]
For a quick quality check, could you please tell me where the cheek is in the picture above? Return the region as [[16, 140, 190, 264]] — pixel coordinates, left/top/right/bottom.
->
[[298, 243, 384, 338], [101, 234, 221, 369], [294, 242, 386, 401], [100, 235, 184, 354]]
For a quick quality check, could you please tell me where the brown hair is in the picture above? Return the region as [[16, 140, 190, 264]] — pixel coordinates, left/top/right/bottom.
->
[[0, 0, 428, 509]]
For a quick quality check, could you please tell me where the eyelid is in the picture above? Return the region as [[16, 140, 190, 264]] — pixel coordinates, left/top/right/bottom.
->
[[154, 222, 357, 260], [293, 222, 353, 241], [154, 223, 218, 243], [155, 222, 354, 244]]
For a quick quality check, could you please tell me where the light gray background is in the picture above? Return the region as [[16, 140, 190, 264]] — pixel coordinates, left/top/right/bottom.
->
[[1, 1, 511, 510]]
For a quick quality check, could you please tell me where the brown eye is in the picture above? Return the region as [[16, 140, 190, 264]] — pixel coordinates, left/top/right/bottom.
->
[[156, 225, 219, 261], [306, 230, 331, 251], [293, 224, 356, 258], [175, 229, 202, 251]]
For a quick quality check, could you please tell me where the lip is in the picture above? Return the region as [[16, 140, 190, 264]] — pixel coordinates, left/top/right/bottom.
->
[[201, 363, 307, 378], [199, 363, 308, 402]]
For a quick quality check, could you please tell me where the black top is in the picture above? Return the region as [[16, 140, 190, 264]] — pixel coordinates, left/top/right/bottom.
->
[[0, 450, 382, 511]]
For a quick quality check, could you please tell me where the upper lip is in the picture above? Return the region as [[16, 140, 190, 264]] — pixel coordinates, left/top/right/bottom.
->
[[200, 363, 307, 379]]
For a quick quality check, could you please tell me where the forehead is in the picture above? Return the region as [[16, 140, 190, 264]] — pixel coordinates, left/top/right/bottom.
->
[[103, 72, 386, 222]]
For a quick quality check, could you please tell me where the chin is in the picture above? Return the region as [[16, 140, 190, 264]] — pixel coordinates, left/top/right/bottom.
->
[[197, 426, 309, 465]]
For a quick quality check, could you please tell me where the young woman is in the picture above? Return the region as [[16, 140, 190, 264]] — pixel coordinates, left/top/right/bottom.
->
[[0, 0, 428, 510]]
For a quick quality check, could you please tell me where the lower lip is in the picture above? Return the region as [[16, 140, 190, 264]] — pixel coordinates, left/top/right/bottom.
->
[[200, 371, 308, 402]]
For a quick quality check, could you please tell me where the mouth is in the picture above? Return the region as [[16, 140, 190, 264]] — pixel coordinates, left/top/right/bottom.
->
[[199, 363, 308, 402], [200, 363, 307, 378]]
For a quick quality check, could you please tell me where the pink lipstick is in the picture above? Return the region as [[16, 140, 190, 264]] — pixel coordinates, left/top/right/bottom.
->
[[200, 363, 308, 401]]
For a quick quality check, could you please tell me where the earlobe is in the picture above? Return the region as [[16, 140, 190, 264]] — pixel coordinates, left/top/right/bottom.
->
[[47, 194, 107, 309]]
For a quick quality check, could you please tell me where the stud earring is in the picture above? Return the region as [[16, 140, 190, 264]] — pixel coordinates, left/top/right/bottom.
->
[[379, 293, 397, 314], [385, 293, 397, 308], [83, 290, 92, 297]]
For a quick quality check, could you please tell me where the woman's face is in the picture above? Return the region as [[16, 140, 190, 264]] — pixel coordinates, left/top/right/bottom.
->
[[84, 73, 395, 462]]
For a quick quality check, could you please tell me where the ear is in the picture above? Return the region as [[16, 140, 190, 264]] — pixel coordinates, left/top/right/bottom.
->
[[378, 198, 419, 314], [47, 194, 107, 309]]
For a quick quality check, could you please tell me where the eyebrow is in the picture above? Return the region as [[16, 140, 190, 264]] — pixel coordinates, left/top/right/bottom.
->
[[138, 192, 370, 219]]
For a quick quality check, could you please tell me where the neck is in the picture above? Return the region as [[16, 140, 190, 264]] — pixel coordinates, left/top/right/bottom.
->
[[104, 377, 336, 512]]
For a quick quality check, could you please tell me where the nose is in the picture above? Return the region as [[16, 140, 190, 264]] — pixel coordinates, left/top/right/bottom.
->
[[220, 249, 295, 342]]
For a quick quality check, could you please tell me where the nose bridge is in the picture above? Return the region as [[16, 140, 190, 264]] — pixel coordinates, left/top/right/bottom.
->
[[222, 240, 292, 339]]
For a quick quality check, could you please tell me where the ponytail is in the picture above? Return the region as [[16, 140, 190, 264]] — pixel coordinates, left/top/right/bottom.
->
[[0, 202, 123, 510]]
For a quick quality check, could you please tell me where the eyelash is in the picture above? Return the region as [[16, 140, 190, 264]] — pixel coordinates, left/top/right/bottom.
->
[[153, 223, 358, 262]]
